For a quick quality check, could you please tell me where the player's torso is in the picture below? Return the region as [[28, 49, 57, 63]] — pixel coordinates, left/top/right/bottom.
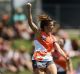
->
[[32, 31, 54, 61]]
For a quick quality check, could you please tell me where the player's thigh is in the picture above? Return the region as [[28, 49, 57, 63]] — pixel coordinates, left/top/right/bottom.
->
[[33, 68, 45, 74], [47, 63, 57, 74], [38, 69, 45, 74]]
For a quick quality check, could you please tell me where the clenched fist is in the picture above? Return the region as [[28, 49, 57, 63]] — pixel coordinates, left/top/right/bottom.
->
[[27, 3, 32, 8]]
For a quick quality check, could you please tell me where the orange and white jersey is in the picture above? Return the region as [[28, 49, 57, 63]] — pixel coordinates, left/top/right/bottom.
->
[[32, 31, 55, 61]]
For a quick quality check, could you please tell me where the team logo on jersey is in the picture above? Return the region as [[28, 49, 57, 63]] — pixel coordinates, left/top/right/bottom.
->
[[41, 35, 46, 41]]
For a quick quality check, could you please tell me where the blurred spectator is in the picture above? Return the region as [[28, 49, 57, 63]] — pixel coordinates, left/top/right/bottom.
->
[[13, 8, 26, 23], [58, 29, 80, 57], [0, 37, 4, 52], [58, 29, 73, 57], [0, 21, 5, 37], [58, 29, 73, 51], [14, 21, 31, 40], [11, 46, 33, 72], [2, 27, 16, 40], [1, 14, 10, 26], [71, 39, 79, 51], [12, 7, 34, 40], [11, 49, 20, 72], [2, 14, 9, 21], [18, 46, 33, 72], [0, 39, 17, 72]]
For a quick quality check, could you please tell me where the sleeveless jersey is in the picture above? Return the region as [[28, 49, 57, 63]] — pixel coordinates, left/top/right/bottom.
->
[[32, 31, 55, 61]]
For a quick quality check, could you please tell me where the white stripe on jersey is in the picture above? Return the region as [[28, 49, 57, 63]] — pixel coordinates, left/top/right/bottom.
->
[[32, 40, 53, 61]]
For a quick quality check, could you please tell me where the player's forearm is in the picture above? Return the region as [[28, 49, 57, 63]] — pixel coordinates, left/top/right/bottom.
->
[[54, 42, 67, 58], [68, 59, 73, 71], [27, 4, 33, 26], [27, 3, 38, 32]]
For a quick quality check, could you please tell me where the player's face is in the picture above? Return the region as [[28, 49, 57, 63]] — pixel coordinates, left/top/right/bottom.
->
[[44, 21, 55, 33]]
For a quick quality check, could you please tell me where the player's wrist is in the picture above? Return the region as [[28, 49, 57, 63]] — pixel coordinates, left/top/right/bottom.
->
[[53, 41, 58, 44], [66, 56, 70, 61]]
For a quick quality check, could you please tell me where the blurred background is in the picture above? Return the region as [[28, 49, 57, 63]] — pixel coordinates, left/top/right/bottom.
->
[[0, 0, 80, 74]]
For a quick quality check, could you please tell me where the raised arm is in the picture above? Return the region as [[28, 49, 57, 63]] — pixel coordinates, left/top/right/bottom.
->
[[27, 3, 39, 32]]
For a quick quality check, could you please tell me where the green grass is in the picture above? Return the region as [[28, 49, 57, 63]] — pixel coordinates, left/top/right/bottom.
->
[[12, 39, 33, 53], [71, 56, 80, 69], [5, 70, 32, 74], [19, 70, 32, 74]]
